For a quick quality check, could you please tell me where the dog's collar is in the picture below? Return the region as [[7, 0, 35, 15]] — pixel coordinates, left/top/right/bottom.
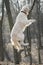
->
[[21, 11, 27, 15]]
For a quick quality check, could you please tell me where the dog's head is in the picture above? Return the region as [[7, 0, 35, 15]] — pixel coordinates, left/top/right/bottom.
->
[[21, 5, 30, 15]]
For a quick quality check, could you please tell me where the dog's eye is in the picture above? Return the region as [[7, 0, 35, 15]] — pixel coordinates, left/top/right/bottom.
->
[[18, 41, 21, 43]]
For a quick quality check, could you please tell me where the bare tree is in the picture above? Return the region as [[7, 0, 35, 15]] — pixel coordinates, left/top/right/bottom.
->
[[0, 0, 14, 61], [0, 0, 4, 61], [4, 0, 14, 30], [37, 0, 41, 64]]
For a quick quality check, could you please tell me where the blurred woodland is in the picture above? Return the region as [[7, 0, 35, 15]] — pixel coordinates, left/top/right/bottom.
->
[[0, 0, 43, 65]]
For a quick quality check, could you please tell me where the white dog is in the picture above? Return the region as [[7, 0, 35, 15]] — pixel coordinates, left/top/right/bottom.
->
[[10, 5, 36, 51]]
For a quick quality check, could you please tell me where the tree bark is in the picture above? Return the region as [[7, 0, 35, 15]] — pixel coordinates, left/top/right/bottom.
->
[[0, 0, 4, 61], [4, 0, 14, 31], [37, 0, 41, 64], [0, 0, 14, 61]]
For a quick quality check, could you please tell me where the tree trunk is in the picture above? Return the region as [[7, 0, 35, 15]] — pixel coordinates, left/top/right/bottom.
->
[[0, 20, 4, 61], [0, 0, 4, 61], [37, 0, 41, 64], [4, 0, 14, 31]]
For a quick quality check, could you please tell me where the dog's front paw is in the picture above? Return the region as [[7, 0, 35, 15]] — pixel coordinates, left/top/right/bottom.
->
[[32, 19, 36, 23]]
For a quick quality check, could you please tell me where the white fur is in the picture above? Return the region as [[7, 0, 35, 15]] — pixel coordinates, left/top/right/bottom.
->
[[10, 5, 36, 51]]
